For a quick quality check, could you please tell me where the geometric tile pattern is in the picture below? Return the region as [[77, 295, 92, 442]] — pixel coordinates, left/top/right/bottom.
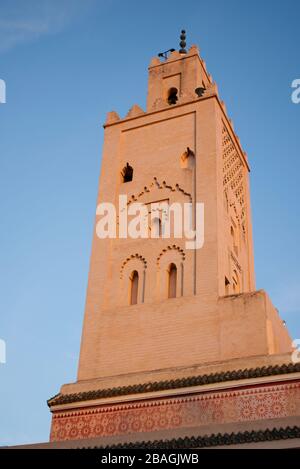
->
[[50, 380, 300, 441]]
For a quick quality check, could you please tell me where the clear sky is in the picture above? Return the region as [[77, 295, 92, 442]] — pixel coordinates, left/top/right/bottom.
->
[[0, 0, 299, 446]]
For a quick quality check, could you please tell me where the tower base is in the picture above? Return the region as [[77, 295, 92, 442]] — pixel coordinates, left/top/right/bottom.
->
[[48, 354, 300, 448]]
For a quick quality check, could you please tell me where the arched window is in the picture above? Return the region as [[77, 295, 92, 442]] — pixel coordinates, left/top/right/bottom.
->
[[168, 263, 177, 298], [130, 270, 139, 305], [167, 87, 178, 105], [122, 163, 133, 183], [151, 217, 162, 238]]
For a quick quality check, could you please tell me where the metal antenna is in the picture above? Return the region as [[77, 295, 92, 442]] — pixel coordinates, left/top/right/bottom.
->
[[158, 48, 175, 60]]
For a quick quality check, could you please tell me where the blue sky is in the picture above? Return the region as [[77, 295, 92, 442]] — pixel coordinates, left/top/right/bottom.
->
[[0, 0, 299, 446]]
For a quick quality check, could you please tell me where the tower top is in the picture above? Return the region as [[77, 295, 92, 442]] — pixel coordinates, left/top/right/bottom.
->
[[146, 40, 212, 113]]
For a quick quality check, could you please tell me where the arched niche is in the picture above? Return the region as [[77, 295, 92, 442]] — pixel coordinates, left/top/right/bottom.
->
[[156, 245, 185, 300], [120, 254, 147, 306]]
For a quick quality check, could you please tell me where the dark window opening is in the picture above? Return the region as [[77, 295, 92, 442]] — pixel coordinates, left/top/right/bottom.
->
[[168, 263, 177, 298], [122, 163, 133, 183], [130, 270, 139, 305], [167, 88, 178, 105]]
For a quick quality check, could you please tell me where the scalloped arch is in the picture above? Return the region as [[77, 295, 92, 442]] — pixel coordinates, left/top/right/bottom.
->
[[120, 254, 147, 279], [156, 245, 185, 267]]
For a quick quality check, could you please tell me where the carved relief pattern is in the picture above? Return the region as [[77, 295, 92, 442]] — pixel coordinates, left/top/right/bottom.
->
[[222, 126, 246, 232], [50, 381, 300, 441], [117, 177, 192, 226], [125, 177, 192, 206]]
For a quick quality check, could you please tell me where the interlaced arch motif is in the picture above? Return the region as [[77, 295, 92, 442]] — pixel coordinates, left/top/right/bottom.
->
[[124, 177, 192, 207], [117, 177, 192, 226]]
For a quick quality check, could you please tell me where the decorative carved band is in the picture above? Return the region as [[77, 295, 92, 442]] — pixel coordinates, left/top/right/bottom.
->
[[48, 362, 300, 407], [50, 380, 300, 441], [230, 251, 242, 273], [124, 177, 192, 208]]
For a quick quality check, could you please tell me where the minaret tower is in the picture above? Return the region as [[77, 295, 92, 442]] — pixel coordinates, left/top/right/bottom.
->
[[48, 33, 298, 448]]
